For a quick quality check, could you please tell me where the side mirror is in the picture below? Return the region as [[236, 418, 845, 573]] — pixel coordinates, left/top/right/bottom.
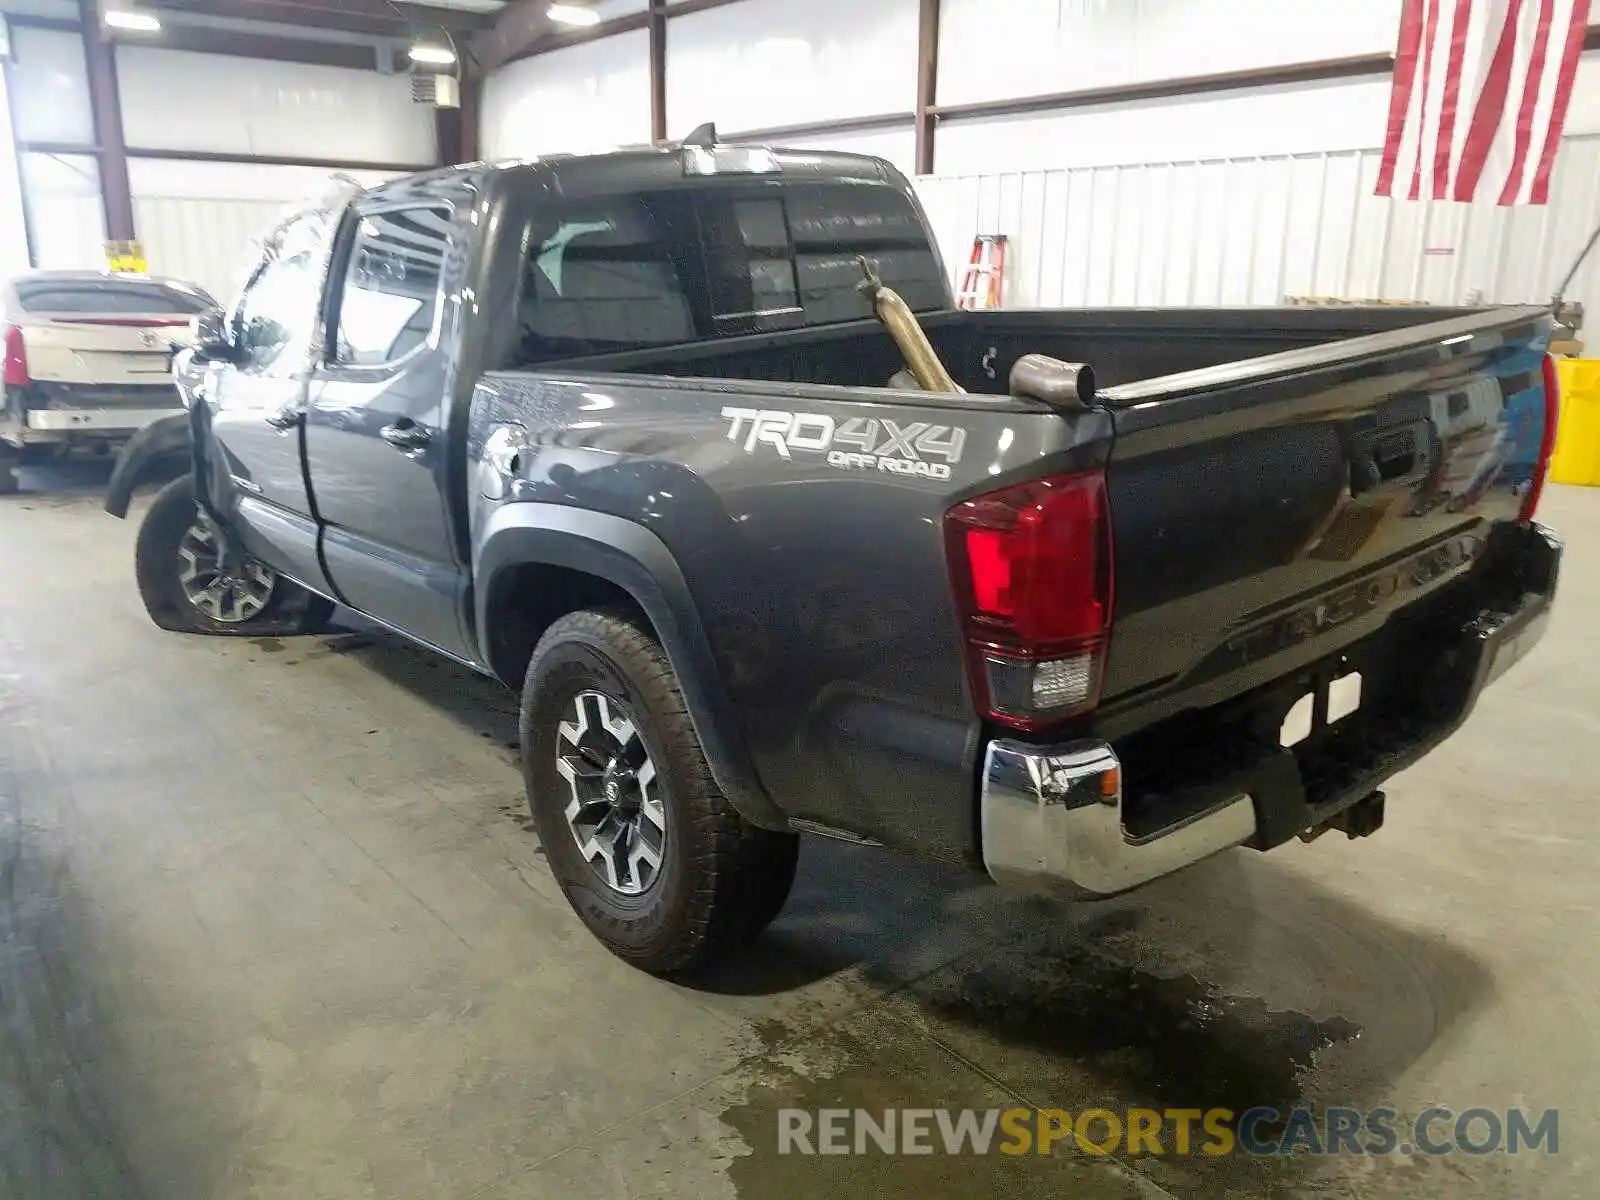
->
[[191, 308, 237, 362]]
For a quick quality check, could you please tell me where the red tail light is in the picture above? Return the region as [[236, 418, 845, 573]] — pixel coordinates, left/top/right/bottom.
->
[[1522, 354, 1561, 521], [945, 470, 1114, 730], [3, 326, 28, 387]]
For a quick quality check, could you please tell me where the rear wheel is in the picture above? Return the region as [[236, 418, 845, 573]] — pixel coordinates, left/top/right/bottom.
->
[[521, 608, 799, 974], [0, 445, 18, 495], [134, 475, 334, 635]]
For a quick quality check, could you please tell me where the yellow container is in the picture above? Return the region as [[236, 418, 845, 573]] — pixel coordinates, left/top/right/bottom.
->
[[1551, 358, 1600, 486]]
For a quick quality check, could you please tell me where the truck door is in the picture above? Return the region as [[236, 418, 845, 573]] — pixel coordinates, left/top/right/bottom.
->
[[302, 202, 472, 661], [202, 211, 335, 594]]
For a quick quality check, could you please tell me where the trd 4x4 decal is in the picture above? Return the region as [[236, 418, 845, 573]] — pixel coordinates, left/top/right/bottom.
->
[[721, 408, 968, 481]]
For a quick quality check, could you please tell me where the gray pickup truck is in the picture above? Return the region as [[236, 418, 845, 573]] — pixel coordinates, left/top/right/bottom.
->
[[106, 138, 1561, 974]]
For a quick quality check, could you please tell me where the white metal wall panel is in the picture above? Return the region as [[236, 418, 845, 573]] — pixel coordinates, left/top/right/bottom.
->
[[19, 152, 400, 296], [665, 0, 917, 134], [481, 30, 651, 159], [19, 153, 104, 271], [127, 160, 402, 301], [127, 158, 400, 204], [936, 50, 1600, 176], [8, 27, 93, 145], [131, 197, 296, 302], [0, 65, 33, 281], [936, 0, 1401, 107], [934, 76, 1395, 175], [733, 124, 918, 180], [914, 133, 1600, 328], [116, 47, 435, 165], [0, 0, 80, 17]]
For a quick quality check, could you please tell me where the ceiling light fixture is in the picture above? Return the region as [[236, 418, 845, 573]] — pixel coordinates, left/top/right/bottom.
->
[[408, 42, 457, 66], [103, 8, 161, 32], [547, 3, 602, 27]]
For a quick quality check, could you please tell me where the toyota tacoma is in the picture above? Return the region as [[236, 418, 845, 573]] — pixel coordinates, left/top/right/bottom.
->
[[105, 137, 1561, 973]]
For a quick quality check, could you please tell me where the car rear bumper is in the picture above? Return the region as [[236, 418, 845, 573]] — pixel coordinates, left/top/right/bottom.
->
[[981, 739, 1257, 897], [979, 522, 1561, 899], [25, 406, 178, 435]]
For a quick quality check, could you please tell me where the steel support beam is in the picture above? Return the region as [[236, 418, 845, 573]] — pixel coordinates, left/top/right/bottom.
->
[[726, 113, 915, 143], [79, 0, 135, 243], [648, 0, 667, 144], [157, 24, 400, 70], [18, 139, 431, 174], [928, 54, 1397, 122], [128, 145, 430, 172], [474, 0, 745, 76], [914, 0, 939, 175], [147, 0, 494, 39], [11, 10, 403, 69]]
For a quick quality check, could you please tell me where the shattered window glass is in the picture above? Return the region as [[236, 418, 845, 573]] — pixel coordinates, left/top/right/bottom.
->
[[333, 207, 451, 367], [229, 174, 363, 374]]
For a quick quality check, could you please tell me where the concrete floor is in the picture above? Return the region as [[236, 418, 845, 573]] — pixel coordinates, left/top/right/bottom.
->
[[0, 464, 1595, 1200]]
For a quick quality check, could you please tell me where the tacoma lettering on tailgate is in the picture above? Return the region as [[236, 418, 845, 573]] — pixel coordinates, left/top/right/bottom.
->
[[1214, 535, 1486, 672]]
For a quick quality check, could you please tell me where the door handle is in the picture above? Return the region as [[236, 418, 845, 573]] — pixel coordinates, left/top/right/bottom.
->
[[380, 420, 433, 451], [264, 409, 300, 431]]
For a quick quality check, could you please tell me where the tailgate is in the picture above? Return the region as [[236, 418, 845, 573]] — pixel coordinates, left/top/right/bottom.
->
[[1095, 305, 1552, 733], [19, 316, 191, 386]]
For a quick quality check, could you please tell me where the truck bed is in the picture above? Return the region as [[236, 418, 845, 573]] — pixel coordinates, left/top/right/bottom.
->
[[533, 304, 1493, 395], [529, 301, 1551, 731]]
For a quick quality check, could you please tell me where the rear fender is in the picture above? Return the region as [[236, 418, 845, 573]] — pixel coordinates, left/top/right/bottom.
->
[[103, 412, 193, 518], [476, 502, 790, 831]]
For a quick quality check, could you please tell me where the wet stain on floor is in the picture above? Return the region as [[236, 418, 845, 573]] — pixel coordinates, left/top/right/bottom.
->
[[915, 943, 1360, 1118], [316, 634, 380, 656], [721, 1016, 1155, 1200], [718, 942, 1362, 1200]]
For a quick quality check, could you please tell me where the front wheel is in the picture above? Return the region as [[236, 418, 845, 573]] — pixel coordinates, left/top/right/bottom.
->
[[521, 609, 799, 975], [133, 475, 334, 635]]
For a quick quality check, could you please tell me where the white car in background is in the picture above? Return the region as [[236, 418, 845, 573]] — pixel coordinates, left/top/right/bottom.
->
[[0, 270, 218, 493]]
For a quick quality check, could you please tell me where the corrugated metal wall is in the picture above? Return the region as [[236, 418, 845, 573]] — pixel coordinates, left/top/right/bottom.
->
[[132, 196, 294, 301], [22, 180, 315, 302], [18, 153, 105, 275], [915, 132, 1600, 325]]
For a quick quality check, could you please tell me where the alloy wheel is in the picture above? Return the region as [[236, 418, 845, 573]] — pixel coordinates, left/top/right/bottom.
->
[[176, 521, 277, 623], [555, 690, 666, 896]]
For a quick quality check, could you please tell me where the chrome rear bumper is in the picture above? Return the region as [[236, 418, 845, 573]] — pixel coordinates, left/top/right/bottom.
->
[[980, 526, 1561, 898], [980, 739, 1257, 898]]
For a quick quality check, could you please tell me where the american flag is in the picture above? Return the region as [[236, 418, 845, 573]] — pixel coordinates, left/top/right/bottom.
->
[[1377, 0, 1593, 205]]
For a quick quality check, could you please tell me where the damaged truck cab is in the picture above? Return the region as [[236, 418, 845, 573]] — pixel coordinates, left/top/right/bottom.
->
[[108, 141, 1561, 975]]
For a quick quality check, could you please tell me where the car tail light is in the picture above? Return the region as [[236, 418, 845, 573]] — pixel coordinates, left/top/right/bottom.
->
[[944, 470, 1114, 730], [1521, 354, 1561, 521], [3, 326, 28, 387]]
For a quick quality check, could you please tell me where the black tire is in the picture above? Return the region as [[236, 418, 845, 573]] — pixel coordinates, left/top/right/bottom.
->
[[521, 608, 799, 975], [0, 447, 18, 496], [133, 474, 336, 636]]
